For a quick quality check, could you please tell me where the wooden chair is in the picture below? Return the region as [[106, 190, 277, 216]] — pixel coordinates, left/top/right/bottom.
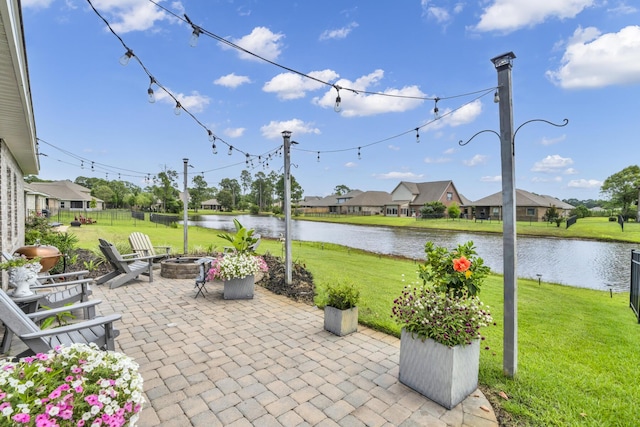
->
[[95, 239, 155, 289], [128, 232, 171, 261], [0, 290, 120, 358]]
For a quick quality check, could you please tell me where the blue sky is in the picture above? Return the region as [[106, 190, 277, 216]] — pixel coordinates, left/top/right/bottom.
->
[[23, 0, 640, 201]]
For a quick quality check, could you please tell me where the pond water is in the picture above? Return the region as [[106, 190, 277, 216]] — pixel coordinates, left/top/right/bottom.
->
[[188, 215, 637, 292]]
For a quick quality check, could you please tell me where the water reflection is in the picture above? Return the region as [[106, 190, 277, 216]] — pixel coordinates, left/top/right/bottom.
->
[[188, 215, 636, 292]]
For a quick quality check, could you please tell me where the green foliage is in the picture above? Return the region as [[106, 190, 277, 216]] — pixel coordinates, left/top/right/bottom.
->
[[420, 201, 446, 218], [83, 258, 102, 272], [543, 205, 560, 223], [571, 204, 591, 218], [272, 206, 282, 215], [600, 165, 640, 213], [447, 202, 461, 219], [39, 304, 76, 329], [334, 184, 351, 196], [0, 256, 41, 270], [217, 219, 260, 254], [249, 204, 260, 215], [419, 241, 489, 297], [324, 281, 360, 310]]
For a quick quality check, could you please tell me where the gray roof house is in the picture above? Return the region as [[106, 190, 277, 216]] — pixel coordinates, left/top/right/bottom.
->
[[1, 0, 39, 257], [387, 180, 464, 217], [472, 189, 574, 221], [342, 191, 393, 215], [28, 180, 104, 211], [300, 190, 363, 214]]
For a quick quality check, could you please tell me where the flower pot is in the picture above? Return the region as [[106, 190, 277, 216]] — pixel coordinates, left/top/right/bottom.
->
[[399, 329, 480, 409], [324, 306, 358, 336], [223, 274, 255, 299], [7, 263, 42, 297]]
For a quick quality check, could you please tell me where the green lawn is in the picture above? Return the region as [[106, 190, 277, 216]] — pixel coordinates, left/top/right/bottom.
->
[[61, 211, 639, 426]]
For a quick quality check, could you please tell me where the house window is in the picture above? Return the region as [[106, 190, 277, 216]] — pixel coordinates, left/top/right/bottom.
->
[[492, 207, 500, 215], [526, 208, 536, 216], [60, 201, 65, 208], [447, 192, 453, 201], [70, 201, 83, 209]]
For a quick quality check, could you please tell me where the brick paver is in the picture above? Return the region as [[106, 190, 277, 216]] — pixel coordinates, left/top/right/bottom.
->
[[1, 275, 499, 426]]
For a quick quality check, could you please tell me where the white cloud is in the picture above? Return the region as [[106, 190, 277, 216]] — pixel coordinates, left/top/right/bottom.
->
[[426, 6, 450, 23], [475, 0, 594, 33], [89, 0, 180, 33], [312, 70, 425, 117], [429, 100, 483, 130], [388, 145, 401, 151], [531, 154, 574, 172], [222, 27, 284, 61], [568, 178, 603, 188], [424, 157, 451, 164], [608, 3, 637, 15], [263, 70, 339, 100], [319, 22, 359, 40], [345, 162, 357, 168], [540, 134, 566, 146], [564, 168, 578, 175], [154, 89, 210, 113], [214, 73, 251, 88], [531, 176, 563, 183], [224, 128, 245, 138], [443, 147, 456, 155], [374, 171, 424, 180], [260, 119, 321, 139], [22, 0, 54, 8], [481, 175, 502, 182], [547, 25, 640, 88], [463, 154, 488, 166]]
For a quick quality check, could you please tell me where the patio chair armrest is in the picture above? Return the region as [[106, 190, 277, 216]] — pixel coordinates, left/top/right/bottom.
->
[[39, 271, 90, 282], [27, 300, 103, 321], [20, 314, 122, 339], [153, 245, 171, 254], [32, 278, 94, 290]]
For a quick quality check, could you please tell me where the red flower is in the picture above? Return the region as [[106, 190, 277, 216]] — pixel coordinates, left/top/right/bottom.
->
[[453, 256, 471, 272]]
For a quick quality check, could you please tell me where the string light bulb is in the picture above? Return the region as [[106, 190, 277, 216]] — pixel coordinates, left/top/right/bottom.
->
[[415, 128, 420, 143], [207, 130, 215, 142], [91, 161, 94, 172], [317, 152, 320, 162], [147, 77, 156, 103], [81, 161, 84, 169], [119, 49, 133, 66], [433, 97, 440, 119], [211, 142, 217, 154], [245, 153, 250, 166], [493, 90, 500, 103], [190, 26, 202, 47], [228, 146, 233, 156], [357, 147, 361, 160], [333, 85, 342, 113], [174, 101, 182, 116]]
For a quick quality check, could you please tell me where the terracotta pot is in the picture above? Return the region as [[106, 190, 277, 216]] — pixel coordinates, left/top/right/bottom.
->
[[14, 244, 62, 273]]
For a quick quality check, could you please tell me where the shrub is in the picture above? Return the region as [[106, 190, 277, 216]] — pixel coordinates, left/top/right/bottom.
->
[[324, 281, 360, 310]]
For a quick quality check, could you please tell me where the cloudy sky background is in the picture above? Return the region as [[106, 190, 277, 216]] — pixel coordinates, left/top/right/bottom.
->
[[24, 0, 640, 201]]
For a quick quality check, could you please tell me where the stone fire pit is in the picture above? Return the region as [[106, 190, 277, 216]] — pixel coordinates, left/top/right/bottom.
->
[[160, 257, 202, 279]]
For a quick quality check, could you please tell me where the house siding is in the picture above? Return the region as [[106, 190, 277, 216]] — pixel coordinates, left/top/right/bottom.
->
[[1, 140, 26, 259]]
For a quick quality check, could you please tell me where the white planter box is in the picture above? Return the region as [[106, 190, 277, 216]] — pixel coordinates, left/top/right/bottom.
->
[[399, 329, 480, 409], [324, 306, 358, 336], [223, 275, 255, 299]]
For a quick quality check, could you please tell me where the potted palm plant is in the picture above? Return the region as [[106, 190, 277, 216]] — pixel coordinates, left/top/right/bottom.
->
[[322, 281, 360, 336], [208, 220, 267, 299]]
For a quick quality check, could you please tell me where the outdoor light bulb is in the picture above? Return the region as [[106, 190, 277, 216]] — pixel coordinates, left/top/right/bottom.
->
[[119, 50, 133, 66], [334, 95, 342, 113], [174, 102, 182, 115], [358, 147, 361, 160], [493, 91, 500, 103], [208, 130, 215, 142], [317, 152, 320, 162], [189, 28, 201, 47], [228, 146, 233, 155], [212, 142, 217, 154], [433, 98, 440, 119], [416, 128, 420, 143], [147, 87, 155, 103]]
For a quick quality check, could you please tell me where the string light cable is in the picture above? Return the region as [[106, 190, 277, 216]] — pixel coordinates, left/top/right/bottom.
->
[[146, 0, 497, 105]]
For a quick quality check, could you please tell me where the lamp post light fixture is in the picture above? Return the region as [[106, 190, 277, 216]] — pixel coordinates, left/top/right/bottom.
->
[[459, 52, 568, 378]]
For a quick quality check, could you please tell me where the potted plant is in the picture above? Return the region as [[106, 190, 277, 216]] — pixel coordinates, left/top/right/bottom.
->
[[391, 241, 493, 409], [0, 342, 144, 426], [322, 281, 360, 336], [208, 221, 267, 299], [0, 255, 42, 297]]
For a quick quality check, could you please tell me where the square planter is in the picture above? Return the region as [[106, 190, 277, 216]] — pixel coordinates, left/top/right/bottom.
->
[[399, 329, 480, 409], [324, 306, 358, 336], [223, 275, 255, 299]]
